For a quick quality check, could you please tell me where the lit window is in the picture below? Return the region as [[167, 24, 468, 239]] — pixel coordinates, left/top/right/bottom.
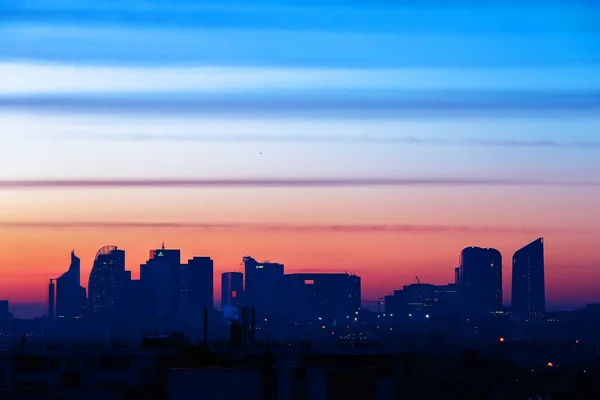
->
[[304, 280, 315, 285]]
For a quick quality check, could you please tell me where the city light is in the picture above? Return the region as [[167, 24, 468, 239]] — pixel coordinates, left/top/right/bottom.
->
[[499, 337, 505, 342]]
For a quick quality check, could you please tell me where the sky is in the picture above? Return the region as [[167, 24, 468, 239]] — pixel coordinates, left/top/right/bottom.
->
[[1, 0, 600, 318]]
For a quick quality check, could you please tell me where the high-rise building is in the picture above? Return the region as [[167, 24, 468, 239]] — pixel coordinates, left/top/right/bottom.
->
[[55, 251, 86, 321], [221, 272, 243, 309], [0, 300, 11, 333], [243, 256, 284, 317], [186, 257, 214, 313], [48, 279, 55, 323], [140, 244, 182, 316], [278, 273, 361, 324], [87, 245, 126, 319], [511, 238, 545, 316], [459, 246, 503, 313]]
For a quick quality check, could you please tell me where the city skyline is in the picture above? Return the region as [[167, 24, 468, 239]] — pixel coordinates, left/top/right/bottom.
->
[[3, 236, 565, 319], [2, 1, 600, 318]]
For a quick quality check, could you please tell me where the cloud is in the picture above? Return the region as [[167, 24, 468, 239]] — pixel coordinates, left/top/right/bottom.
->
[[0, 220, 588, 235], [1, 91, 598, 117], [0, 177, 599, 190], [58, 132, 600, 148], [2, 64, 599, 95]]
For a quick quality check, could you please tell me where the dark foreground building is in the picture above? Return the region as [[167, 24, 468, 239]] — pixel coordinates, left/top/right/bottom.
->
[[278, 273, 361, 324], [458, 246, 502, 314], [511, 238, 546, 317], [243, 256, 284, 318]]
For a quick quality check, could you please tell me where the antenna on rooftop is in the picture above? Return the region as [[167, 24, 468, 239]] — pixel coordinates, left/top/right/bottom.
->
[[161, 242, 165, 250]]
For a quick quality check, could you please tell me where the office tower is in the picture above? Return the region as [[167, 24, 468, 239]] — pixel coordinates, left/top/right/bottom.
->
[[55, 250, 86, 321], [221, 272, 243, 309], [87, 245, 126, 319], [48, 279, 55, 323], [459, 246, 502, 313], [511, 238, 545, 316], [243, 256, 284, 317], [0, 300, 11, 332], [454, 267, 460, 284], [140, 244, 182, 316], [278, 273, 361, 324], [0, 301, 8, 317], [186, 256, 214, 313]]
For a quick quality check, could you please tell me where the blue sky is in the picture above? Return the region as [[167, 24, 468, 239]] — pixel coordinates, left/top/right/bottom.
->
[[1, 0, 599, 190], [1, 0, 600, 186]]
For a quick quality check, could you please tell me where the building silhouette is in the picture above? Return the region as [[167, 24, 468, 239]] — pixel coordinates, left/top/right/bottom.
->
[[384, 283, 459, 317], [140, 244, 182, 317], [54, 250, 86, 322], [511, 237, 546, 317], [47, 279, 55, 324], [185, 256, 214, 314], [278, 273, 361, 324], [87, 245, 126, 320], [243, 256, 284, 317], [458, 246, 502, 313], [221, 272, 244, 309]]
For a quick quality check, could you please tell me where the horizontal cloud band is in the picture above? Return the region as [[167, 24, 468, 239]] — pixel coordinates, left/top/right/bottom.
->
[[0, 221, 589, 235], [61, 133, 600, 148], [1, 178, 599, 190], [1, 91, 599, 117]]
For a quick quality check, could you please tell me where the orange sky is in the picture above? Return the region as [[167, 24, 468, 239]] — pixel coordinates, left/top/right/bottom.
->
[[1, 186, 599, 310]]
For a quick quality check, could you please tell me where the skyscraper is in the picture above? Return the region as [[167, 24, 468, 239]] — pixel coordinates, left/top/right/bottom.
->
[[459, 246, 503, 313], [186, 256, 214, 313], [48, 279, 55, 323], [55, 250, 86, 321], [87, 245, 126, 319], [221, 272, 243, 309], [511, 238, 545, 316], [140, 244, 182, 316], [243, 256, 284, 317]]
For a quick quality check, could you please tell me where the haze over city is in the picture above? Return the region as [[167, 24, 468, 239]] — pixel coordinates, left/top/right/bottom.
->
[[1, 0, 600, 318]]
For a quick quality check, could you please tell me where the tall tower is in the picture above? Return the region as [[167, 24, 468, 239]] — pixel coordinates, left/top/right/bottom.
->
[[56, 250, 86, 321], [87, 245, 126, 319], [459, 247, 503, 313], [141, 245, 182, 316], [511, 238, 545, 316], [243, 256, 284, 317], [186, 257, 214, 313], [48, 279, 55, 323]]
